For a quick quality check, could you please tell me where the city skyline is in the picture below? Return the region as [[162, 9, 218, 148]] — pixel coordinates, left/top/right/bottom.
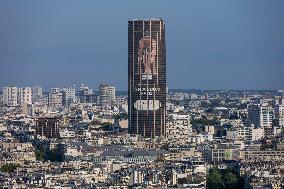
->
[[1, 1, 284, 188], [0, 0, 284, 90]]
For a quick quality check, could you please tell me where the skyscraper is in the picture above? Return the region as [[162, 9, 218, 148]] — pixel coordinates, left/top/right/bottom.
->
[[128, 18, 166, 138]]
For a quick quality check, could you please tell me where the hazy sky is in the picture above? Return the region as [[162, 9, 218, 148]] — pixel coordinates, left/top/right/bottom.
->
[[0, 0, 284, 90]]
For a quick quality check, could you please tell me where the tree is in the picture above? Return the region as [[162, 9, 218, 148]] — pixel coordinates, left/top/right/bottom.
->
[[0, 163, 19, 173], [207, 168, 244, 189], [35, 149, 45, 161], [101, 122, 113, 131], [223, 172, 238, 186], [46, 149, 63, 162], [207, 167, 223, 189], [90, 120, 101, 126]]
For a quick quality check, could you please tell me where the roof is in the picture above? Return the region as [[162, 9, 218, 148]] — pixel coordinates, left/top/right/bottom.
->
[[100, 150, 168, 157], [129, 18, 164, 21]]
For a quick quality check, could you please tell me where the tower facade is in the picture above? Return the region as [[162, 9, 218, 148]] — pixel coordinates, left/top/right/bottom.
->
[[128, 18, 166, 138]]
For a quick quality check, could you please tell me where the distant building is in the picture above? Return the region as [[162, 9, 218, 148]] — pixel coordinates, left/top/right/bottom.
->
[[276, 104, 284, 128], [79, 84, 92, 96], [205, 125, 215, 135], [22, 102, 34, 117], [32, 86, 42, 97], [79, 84, 94, 103], [32, 86, 43, 103], [240, 150, 284, 162], [34, 95, 49, 106], [0, 94, 3, 105], [237, 125, 264, 142], [48, 88, 63, 108], [3, 86, 18, 106], [248, 103, 274, 137], [274, 96, 283, 106], [226, 129, 238, 141], [204, 147, 240, 163], [166, 114, 192, 141], [248, 104, 260, 127], [128, 18, 167, 138], [62, 87, 76, 106], [18, 87, 32, 104], [99, 84, 115, 106], [36, 118, 60, 138], [204, 93, 209, 100], [259, 103, 273, 129]]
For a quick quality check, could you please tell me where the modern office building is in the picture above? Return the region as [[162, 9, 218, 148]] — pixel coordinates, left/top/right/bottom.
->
[[128, 18, 166, 138], [3, 86, 18, 106]]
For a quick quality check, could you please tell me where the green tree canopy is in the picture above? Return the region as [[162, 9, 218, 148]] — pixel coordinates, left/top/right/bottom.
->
[[224, 172, 238, 185], [0, 163, 19, 173]]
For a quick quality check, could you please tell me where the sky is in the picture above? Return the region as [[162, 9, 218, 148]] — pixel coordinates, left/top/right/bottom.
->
[[0, 0, 284, 91]]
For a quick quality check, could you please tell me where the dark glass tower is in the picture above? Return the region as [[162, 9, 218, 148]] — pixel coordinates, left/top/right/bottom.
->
[[128, 18, 166, 138]]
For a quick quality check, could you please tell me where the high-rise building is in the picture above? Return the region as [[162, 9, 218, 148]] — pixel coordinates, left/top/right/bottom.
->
[[62, 87, 76, 106], [276, 105, 284, 127], [248, 102, 274, 137], [248, 104, 260, 128], [36, 118, 60, 138], [32, 86, 43, 98], [259, 103, 273, 129], [48, 88, 63, 108], [32, 86, 43, 104], [3, 86, 18, 106], [128, 18, 166, 138], [99, 84, 115, 106], [79, 84, 94, 104], [18, 87, 32, 104]]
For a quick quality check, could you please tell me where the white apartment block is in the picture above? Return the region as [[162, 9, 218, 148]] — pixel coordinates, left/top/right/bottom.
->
[[32, 86, 42, 97], [48, 88, 63, 107], [79, 84, 93, 96], [18, 87, 32, 104], [0, 94, 3, 105], [99, 84, 116, 105], [259, 103, 273, 129], [276, 105, 284, 127], [237, 125, 264, 142], [62, 87, 75, 106], [32, 86, 43, 104], [205, 125, 215, 135], [59, 129, 75, 138], [248, 103, 274, 129], [226, 130, 238, 141], [3, 86, 18, 106], [166, 114, 192, 140]]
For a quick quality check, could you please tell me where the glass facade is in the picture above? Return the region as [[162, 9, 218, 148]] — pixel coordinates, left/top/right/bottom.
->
[[128, 18, 166, 138]]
